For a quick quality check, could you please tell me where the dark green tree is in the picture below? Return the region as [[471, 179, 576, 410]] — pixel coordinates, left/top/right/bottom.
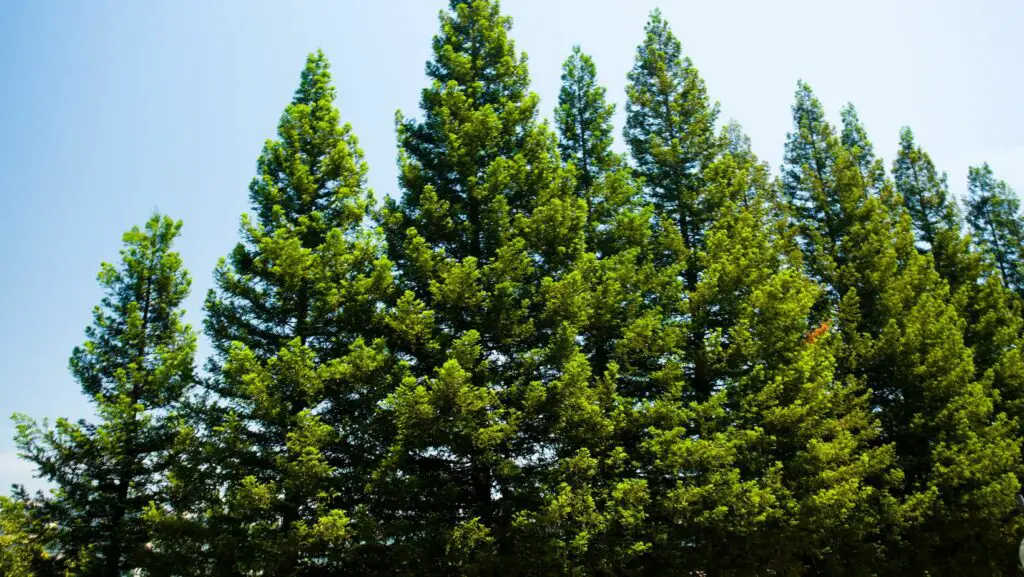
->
[[892, 127, 983, 293], [171, 50, 399, 576], [895, 130, 1024, 479], [784, 83, 1023, 575], [379, 2, 648, 575], [555, 45, 616, 199], [624, 8, 722, 399], [965, 163, 1024, 295], [698, 176, 893, 575], [893, 128, 958, 248], [839, 103, 885, 197], [782, 81, 860, 291], [14, 214, 196, 577]]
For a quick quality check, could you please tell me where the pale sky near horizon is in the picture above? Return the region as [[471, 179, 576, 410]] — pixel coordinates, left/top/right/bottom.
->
[[1, 0, 1022, 491]]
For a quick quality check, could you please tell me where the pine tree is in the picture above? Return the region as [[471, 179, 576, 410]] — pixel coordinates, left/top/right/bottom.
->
[[965, 163, 1024, 295], [555, 45, 616, 200], [893, 128, 957, 247], [379, 2, 648, 575], [554, 44, 647, 259], [553, 42, 651, 382], [784, 83, 1023, 575], [382, 0, 554, 571], [177, 50, 399, 576], [895, 130, 1024, 483], [624, 9, 722, 399], [696, 170, 893, 575], [13, 214, 196, 576], [892, 127, 980, 293], [782, 81, 861, 291], [619, 118, 890, 575], [839, 103, 885, 197]]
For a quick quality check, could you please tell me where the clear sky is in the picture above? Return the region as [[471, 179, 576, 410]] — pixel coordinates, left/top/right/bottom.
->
[[2, 0, 1022, 490]]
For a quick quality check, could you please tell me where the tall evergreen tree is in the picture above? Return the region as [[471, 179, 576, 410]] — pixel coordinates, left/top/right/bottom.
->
[[8, 8, 1024, 576], [553, 42, 652, 384], [892, 127, 984, 295], [172, 50, 399, 576], [784, 82, 1023, 575], [782, 81, 859, 291], [706, 180, 893, 575], [624, 8, 722, 398], [839, 103, 885, 197], [555, 45, 616, 199], [893, 128, 958, 248], [628, 132, 893, 575], [965, 163, 1024, 295], [14, 214, 196, 576], [380, 2, 612, 574], [895, 130, 1024, 476]]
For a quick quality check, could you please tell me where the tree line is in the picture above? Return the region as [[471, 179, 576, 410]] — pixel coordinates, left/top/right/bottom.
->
[[4, 1, 1024, 575]]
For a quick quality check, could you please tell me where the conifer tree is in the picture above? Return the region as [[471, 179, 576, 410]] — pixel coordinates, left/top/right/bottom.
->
[[965, 163, 1024, 295], [893, 128, 958, 248], [555, 45, 616, 199], [624, 9, 722, 399], [895, 130, 1024, 473], [892, 128, 982, 292], [839, 103, 885, 197], [13, 214, 196, 576], [553, 43, 652, 384], [175, 50, 399, 576], [782, 82, 859, 290], [9, 8, 1024, 575], [619, 119, 890, 575], [380, 2, 607, 574], [784, 83, 1023, 575], [695, 165, 893, 575]]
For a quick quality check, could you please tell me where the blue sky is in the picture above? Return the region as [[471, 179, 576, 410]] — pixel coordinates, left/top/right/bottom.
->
[[1, 0, 1022, 490]]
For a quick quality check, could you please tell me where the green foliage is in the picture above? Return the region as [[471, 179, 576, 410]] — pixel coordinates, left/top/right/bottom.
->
[[175, 50, 400, 576], [785, 82, 1023, 575], [839, 104, 886, 198], [555, 45, 616, 198], [966, 163, 1024, 295], [0, 493, 53, 577], [13, 214, 196, 576], [893, 128, 957, 247], [8, 4, 1024, 576], [624, 10, 724, 401]]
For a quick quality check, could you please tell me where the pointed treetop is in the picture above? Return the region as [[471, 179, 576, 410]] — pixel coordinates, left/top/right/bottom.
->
[[247, 50, 367, 236], [966, 163, 1024, 291], [892, 126, 958, 246], [295, 49, 335, 106], [782, 81, 841, 216], [625, 8, 720, 218], [840, 103, 875, 171], [839, 103, 887, 197], [637, 8, 677, 60], [555, 44, 616, 194], [721, 119, 754, 158], [74, 213, 193, 401], [782, 81, 837, 204], [428, 0, 529, 109]]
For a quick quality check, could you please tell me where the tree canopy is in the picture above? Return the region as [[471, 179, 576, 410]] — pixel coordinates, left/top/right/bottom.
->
[[6, 2, 1024, 576]]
